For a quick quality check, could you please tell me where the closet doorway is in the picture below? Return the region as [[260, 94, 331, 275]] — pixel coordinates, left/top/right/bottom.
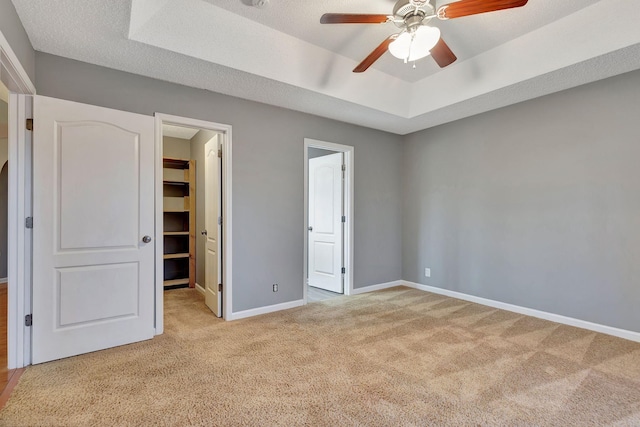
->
[[156, 115, 232, 328]]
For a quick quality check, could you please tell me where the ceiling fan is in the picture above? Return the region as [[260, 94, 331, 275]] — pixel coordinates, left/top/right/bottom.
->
[[320, 0, 528, 73]]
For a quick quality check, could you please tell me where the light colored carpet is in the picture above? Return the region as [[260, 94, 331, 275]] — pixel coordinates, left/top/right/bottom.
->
[[1, 286, 640, 426]]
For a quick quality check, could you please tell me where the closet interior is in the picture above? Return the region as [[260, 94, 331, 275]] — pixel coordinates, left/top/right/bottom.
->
[[162, 127, 197, 290], [163, 157, 195, 289]]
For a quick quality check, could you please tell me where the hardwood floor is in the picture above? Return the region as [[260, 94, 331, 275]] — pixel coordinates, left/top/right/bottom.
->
[[0, 282, 23, 410], [0, 282, 8, 373]]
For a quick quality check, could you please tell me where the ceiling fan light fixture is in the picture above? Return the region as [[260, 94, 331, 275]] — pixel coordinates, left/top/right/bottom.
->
[[388, 25, 441, 62]]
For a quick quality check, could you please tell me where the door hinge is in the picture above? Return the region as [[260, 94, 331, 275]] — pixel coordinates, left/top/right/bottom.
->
[[341, 215, 346, 223], [341, 164, 346, 171], [218, 149, 222, 158], [341, 267, 346, 274], [25, 217, 33, 228], [25, 314, 32, 327], [218, 283, 223, 292], [26, 118, 33, 131], [218, 216, 222, 226]]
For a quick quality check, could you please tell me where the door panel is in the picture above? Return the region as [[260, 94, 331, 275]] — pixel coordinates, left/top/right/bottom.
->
[[204, 136, 221, 317], [58, 123, 139, 250], [314, 166, 336, 233], [308, 152, 343, 293], [313, 242, 335, 274], [32, 95, 155, 364], [57, 263, 139, 327]]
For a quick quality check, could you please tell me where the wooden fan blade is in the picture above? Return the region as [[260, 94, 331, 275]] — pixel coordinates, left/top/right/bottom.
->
[[353, 36, 395, 73], [320, 13, 389, 24], [430, 38, 457, 68], [438, 0, 528, 20]]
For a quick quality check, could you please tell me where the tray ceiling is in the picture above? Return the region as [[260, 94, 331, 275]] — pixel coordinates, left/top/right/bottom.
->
[[12, 0, 640, 134]]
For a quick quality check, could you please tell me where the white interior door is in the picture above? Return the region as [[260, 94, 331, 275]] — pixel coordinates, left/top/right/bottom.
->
[[204, 136, 221, 316], [308, 152, 344, 293], [32, 95, 155, 364]]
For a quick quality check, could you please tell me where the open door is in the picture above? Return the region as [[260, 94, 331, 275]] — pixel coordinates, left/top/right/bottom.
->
[[308, 152, 344, 294], [204, 136, 221, 317], [32, 95, 155, 364]]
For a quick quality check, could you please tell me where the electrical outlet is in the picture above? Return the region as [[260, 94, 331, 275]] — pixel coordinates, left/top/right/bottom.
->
[[424, 268, 431, 278], [272, 284, 278, 292]]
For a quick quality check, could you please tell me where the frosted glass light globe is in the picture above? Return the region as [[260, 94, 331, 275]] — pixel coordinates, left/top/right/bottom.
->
[[389, 26, 441, 62]]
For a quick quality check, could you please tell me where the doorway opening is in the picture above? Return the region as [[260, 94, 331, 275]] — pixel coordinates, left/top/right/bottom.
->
[[303, 139, 354, 304], [161, 124, 223, 311], [156, 115, 232, 329]]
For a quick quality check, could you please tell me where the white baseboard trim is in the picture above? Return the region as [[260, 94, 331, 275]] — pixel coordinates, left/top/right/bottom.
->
[[229, 299, 304, 321], [195, 283, 205, 295], [351, 280, 405, 295], [403, 281, 640, 343]]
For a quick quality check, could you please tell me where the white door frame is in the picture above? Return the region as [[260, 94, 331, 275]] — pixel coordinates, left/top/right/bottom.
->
[[1, 29, 37, 368], [303, 138, 354, 303], [154, 114, 233, 327]]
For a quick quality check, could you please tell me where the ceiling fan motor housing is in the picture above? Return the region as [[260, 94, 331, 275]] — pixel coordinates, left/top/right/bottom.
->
[[394, 0, 435, 20], [393, 0, 435, 30]]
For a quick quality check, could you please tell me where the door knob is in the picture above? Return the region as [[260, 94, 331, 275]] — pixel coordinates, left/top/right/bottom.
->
[[142, 235, 152, 243], [201, 230, 208, 236], [308, 226, 313, 231]]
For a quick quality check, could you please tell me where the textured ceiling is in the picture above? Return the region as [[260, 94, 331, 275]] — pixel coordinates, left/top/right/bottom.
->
[[162, 124, 199, 140], [11, 0, 640, 134]]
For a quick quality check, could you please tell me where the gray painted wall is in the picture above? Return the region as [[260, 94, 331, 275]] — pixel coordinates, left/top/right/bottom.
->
[[0, 97, 6, 278], [35, 53, 404, 313], [34, 51, 640, 332], [0, 0, 35, 84], [403, 69, 640, 332], [0, 161, 6, 278], [190, 130, 218, 288], [163, 136, 190, 159], [308, 148, 335, 159]]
